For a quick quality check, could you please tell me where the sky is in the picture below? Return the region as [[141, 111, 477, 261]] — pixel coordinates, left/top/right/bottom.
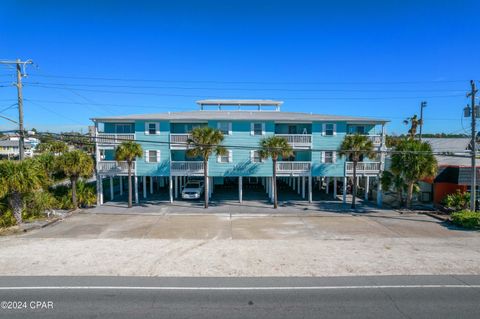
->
[[0, 0, 479, 134]]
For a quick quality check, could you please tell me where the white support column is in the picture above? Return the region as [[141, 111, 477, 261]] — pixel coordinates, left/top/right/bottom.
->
[[333, 177, 337, 198], [343, 176, 347, 204], [134, 176, 139, 204], [119, 176, 123, 196], [97, 175, 103, 205], [175, 176, 178, 198], [292, 177, 296, 191], [297, 177, 301, 194], [179, 176, 183, 193], [109, 176, 114, 200], [169, 176, 173, 203], [143, 176, 147, 199], [365, 176, 370, 201], [271, 176, 275, 202], [308, 176, 312, 203], [326, 177, 330, 195], [301, 176, 305, 199], [150, 176, 154, 194], [239, 176, 243, 203], [377, 176, 383, 207]]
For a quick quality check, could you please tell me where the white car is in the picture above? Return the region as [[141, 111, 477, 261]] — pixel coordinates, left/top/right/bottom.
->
[[181, 181, 205, 199]]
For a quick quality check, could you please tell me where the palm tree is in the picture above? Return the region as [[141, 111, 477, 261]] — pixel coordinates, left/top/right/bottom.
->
[[258, 136, 293, 209], [186, 127, 226, 208], [403, 114, 422, 140], [56, 150, 94, 209], [0, 159, 45, 224], [391, 139, 437, 209], [115, 141, 142, 208], [380, 170, 407, 207], [36, 140, 68, 154], [339, 134, 375, 209]]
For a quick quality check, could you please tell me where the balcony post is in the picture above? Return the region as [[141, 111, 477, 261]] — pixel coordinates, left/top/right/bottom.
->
[[292, 177, 295, 191], [150, 176, 154, 194], [110, 176, 114, 200], [96, 174, 103, 206], [119, 176, 123, 196], [134, 176, 139, 204], [343, 176, 347, 204], [175, 176, 178, 198], [169, 176, 173, 203], [365, 176, 370, 200], [326, 177, 330, 194], [238, 176, 243, 203], [376, 176, 383, 207], [308, 175, 312, 203], [143, 176, 147, 199], [297, 177, 301, 195], [301, 176, 305, 199], [333, 177, 337, 198]]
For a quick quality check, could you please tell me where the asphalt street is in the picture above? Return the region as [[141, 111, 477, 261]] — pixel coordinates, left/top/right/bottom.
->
[[0, 275, 479, 318]]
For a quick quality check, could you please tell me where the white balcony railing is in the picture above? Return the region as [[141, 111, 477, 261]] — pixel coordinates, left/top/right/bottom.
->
[[171, 161, 204, 176], [170, 133, 192, 149], [97, 161, 134, 175], [347, 134, 382, 147], [96, 133, 135, 144], [275, 134, 312, 148], [276, 161, 311, 175], [345, 161, 381, 175]]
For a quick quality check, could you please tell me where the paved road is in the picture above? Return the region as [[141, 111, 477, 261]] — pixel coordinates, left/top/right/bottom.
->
[[0, 276, 479, 318]]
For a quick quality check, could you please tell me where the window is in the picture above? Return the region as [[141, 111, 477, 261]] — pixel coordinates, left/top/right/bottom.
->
[[218, 150, 232, 163], [355, 126, 365, 134], [251, 150, 262, 163], [115, 123, 133, 133], [145, 122, 159, 135], [217, 122, 231, 135], [325, 124, 335, 136], [324, 151, 334, 163], [252, 123, 264, 136], [145, 150, 160, 163]]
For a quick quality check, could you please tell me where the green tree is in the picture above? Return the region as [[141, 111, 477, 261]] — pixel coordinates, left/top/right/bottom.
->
[[391, 139, 437, 208], [115, 141, 142, 208], [0, 159, 45, 224], [56, 150, 94, 209], [403, 114, 422, 140], [339, 134, 375, 209], [36, 140, 68, 154], [380, 170, 407, 207], [186, 127, 226, 208], [258, 136, 293, 209]]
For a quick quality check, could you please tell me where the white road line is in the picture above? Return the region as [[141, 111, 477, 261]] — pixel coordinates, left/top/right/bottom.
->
[[0, 285, 478, 290]]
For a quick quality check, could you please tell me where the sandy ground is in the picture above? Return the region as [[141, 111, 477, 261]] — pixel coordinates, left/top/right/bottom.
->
[[0, 210, 479, 277]]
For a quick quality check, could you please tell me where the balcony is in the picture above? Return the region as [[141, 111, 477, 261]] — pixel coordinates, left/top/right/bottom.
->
[[96, 133, 135, 144], [347, 134, 382, 147], [170, 134, 192, 149], [276, 161, 311, 175], [97, 161, 134, 176], [171, 161, 204, 176], [345, 161, 381, 176], [275, 134, 312, 149]]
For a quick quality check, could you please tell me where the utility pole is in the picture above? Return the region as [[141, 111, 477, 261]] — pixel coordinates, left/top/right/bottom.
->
[[466, 80, 478, 211], [419, 101, 427, 141], [0, 59, 32, 160]]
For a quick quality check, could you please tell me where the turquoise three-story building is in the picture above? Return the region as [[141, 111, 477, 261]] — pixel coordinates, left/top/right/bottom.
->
[[91, 100, 388, 206]]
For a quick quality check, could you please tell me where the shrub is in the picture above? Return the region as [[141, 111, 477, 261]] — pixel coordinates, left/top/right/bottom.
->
[[442, 190, 470, 211], [23, 191, 59, 220], [451, 210, 480, 229], [73, 181, 96, 208], [0, 210, 16, 228]]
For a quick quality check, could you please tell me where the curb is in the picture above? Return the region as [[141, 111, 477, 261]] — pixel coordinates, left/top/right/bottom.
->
[[421, 212, 451, 222]]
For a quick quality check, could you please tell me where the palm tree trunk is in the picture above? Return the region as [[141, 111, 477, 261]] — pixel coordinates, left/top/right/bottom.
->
[[273, 159, 278, 209], [406, 182, 414, 209], [127, 163, 132, 208], [351, 161, 357, 209], [71, 176, 78, 209], [204, 160, 209, 209], [9, 192, 22, 224]]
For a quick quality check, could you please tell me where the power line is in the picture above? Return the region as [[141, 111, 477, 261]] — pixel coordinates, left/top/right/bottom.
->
[[24, 84, 464, 100], [31, 73, 469, 85]]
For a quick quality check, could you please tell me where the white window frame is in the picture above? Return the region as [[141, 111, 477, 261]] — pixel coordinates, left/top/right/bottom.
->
[[145, 122, 160, 135], [251, 122, 265, 136], [217, 149, 233, 163], [322, 123, 337, 136], [217, 122, 232, 135], [250, 150, 264, 163], [145, 150, 160, 163]]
